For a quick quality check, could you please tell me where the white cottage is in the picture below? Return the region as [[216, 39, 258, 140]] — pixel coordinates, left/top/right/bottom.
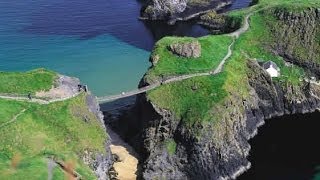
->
[[262, 61, 280, 77]]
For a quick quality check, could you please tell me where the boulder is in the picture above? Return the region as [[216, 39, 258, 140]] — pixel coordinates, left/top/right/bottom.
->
[[169, 40, 201, 58]]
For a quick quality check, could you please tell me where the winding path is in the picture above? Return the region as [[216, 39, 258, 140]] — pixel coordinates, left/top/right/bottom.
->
[[98, 13, 252, 103], [0, 109, 26, 129]]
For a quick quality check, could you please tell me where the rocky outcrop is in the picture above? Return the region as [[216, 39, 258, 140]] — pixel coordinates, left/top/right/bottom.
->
[[143, 0, 188, 20], [169, 40, 201, 58], [85, 94, 113, 180], [124, 59, 320, 180], [267, 7, 320, 75], [36, 75, 80, 99], [141, 0, 232, 23], [198, 11, 243, 34]]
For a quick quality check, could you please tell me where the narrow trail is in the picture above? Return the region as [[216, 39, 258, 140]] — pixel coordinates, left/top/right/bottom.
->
[[0, 108, 26, 129], [0, 92, 81, 105], [213, 39, 235, 74], [107, 126, 139, 180], [98, 13, 252, 103], [227, 13, 252, 38]]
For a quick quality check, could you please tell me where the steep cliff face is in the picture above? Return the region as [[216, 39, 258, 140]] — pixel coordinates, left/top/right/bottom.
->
[[267, 7, 320, 75], [134, 60, 320, 179], [86, 94, 113, 180], [141, 0, 232, 22], [143, 0, 188, 20]]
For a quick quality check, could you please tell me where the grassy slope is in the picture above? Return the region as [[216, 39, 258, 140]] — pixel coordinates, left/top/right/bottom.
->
[[146, 0, 319, 125], [145, 35, 232, 83], [0, 69, 57, 95], [0, 72, 106, 179]]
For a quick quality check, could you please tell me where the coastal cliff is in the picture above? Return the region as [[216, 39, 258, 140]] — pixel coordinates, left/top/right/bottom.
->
[[86, 94, 114, 180], [0, 70, 113, 179], [132, 60, 320, 179], [114, 3, 320, 179], [268, 7, 320, 75]]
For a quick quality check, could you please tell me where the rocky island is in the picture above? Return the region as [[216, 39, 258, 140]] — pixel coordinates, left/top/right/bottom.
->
[[110, 0, 320, 179]]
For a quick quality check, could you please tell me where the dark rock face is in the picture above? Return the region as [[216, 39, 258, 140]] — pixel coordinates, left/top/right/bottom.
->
[[127, 60, 320, 180], [169, 40, 201, 58], [85, 94, 113, 180], [267, 7, 320, 75], [141, 0, 232, 23], [143, 0, 188, 20]]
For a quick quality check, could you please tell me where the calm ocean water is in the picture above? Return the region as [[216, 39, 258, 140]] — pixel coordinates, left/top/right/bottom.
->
[[0, 0, 251, 96]]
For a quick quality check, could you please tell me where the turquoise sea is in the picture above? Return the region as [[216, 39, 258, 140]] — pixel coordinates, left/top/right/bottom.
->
[[0, 0, 151, 96], [0, 0, 252, 96]]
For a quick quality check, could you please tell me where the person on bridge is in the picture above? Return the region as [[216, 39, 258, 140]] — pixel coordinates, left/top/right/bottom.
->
[[27, 93, 32, 100]]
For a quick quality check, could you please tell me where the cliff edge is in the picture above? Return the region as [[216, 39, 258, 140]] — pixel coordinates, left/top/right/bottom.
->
[[0, 69, 113, 179]]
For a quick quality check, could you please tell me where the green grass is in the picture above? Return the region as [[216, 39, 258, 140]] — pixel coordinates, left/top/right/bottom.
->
[[165, 139, 177, 155], [258, 0, 320, 9], [233, 12, 306, 86], [145, 35, 232, 83], [0, 155, 65, 179], [0, 69, 57, 95], [148, 74, 227, 124], [0, 93, 106, 179]]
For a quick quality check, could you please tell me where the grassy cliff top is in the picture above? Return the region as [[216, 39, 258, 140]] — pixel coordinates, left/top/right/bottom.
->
[[259, 0, 320, 9], [0, 69, 57, 95], [146, 0, 319, 125], [0, 94, 107, 179], [144, 35, 232, 83], [0, 70, 107, 179]]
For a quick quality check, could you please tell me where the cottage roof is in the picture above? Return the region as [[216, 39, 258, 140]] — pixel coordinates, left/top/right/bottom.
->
[[263, 61, 279, 70]]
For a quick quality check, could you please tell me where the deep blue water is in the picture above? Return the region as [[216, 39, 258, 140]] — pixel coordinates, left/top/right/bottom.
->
[[239, 112, 320, 180], [0, 0, 251, 96]]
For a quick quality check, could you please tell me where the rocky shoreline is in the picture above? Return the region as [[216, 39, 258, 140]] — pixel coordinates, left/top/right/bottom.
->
[[140, 0, 232, 24]]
